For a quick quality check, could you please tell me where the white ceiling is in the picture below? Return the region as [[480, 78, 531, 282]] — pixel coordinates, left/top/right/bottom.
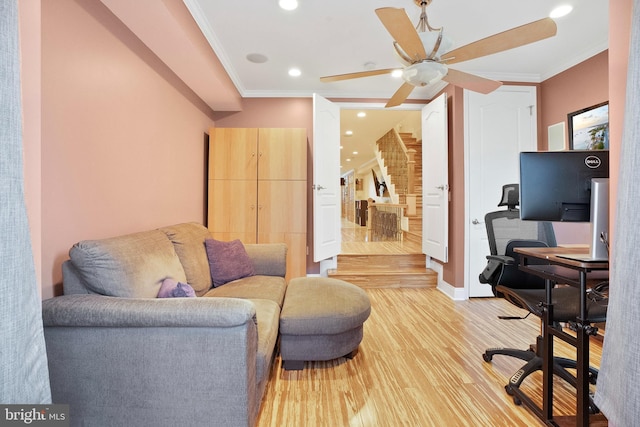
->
[[184, 0, 608, 99], [182, 0, 608, 172]]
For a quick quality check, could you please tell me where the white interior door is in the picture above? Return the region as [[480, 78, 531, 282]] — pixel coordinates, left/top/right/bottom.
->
[[422, 93, 449, 262], [465, 86, 537, 297], [312, 94, 341, 262]]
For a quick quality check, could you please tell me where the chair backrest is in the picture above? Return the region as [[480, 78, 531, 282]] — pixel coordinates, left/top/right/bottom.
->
[[483, 184, 557, 293], [484, 184, 556, 256], [484, 210, 557, 256]]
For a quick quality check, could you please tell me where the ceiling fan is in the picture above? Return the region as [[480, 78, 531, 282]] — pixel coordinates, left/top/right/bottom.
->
[[320, 0, 557, 108]]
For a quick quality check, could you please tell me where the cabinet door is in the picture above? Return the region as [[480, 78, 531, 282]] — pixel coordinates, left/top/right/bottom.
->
[[209, 128, 258, 181], [208, 180, 257, 243], [257, 128, 307, 180], [257, 180, 306, 234]]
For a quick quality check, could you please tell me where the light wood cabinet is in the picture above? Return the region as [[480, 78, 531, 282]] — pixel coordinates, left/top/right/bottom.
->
[[208, 128, 307, 280]]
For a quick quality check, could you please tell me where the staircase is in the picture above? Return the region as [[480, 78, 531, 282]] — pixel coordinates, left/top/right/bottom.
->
[[327, 253, 437, 288], [328, 129, 434, 289], [376, 130, 423, 246]]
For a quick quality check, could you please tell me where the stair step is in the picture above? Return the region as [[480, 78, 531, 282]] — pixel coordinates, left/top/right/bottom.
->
[[329, 253, 436, 289], [335, 253, 426, 271], [403, 231, 422, 246], [327, 269, 437, 289]]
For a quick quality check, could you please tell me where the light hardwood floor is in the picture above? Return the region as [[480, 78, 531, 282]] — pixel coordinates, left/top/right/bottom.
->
[[257, 290, 603, 426], [340, 217, 422, 255], [256, 217, 603, 426], [257, 287, 603, 426]]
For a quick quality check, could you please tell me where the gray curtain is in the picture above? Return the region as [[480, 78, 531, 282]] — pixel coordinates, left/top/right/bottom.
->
[[593, 0, 640, 424], [0, 0, 51, 403]]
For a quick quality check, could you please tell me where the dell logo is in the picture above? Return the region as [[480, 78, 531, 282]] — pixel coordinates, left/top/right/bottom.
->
[[585, 156, 602, 169]]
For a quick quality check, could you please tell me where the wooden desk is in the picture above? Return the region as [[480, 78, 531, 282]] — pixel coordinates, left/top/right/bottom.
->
[[514, 246, 608, 427]]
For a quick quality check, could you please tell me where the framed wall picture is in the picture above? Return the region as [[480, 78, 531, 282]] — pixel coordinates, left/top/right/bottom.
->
[[567, 101, 609, 150]]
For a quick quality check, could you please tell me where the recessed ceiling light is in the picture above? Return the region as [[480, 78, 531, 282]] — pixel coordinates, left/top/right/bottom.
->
[[288, 68, 301, 77], [345, 130, 353, 136], [550, 5, 573, 18], [346, 158, 351, 162], [278, 0, 298, 11], [340, 145, 343, 149], [391, 69, 403, 78], [352, 151, 358, 155], [357, 112, 366, 118], [246, 53, 268, 64]]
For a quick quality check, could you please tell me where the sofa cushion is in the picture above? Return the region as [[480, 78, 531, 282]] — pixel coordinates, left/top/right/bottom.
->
[[157, 278, 196, 298], [202, 275, 287, 307], [159, 223, 213, 296], [69, 229, 187, 298], [205, 239, 255, 287]]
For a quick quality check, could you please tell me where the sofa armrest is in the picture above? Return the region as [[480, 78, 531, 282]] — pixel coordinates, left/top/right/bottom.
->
[[42, 294, 261, 426], [42, 294, 256, 328], [244, 243, 287, 277]]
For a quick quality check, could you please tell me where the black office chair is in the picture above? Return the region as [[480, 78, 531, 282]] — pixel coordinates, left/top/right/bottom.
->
[[479, 184, 608, 410]]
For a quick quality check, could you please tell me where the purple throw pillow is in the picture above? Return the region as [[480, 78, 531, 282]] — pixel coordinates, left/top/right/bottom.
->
[[204, 238, 255, 287], [157, 277, 196, 298]]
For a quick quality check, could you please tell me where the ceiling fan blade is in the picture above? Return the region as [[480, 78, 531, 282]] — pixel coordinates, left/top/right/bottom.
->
[[442, 68, 502, 94], [440, 18, 557, 65], [385, 82, 415, 108], [320, 68, 397, 83], [375, 8, 427, 61]]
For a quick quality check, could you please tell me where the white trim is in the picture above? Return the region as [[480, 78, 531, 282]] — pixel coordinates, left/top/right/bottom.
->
[[182, 0, 245, 94], [335, 102, 425, 111], [426, 257, 468, 301], [437, 281, 468, 301]]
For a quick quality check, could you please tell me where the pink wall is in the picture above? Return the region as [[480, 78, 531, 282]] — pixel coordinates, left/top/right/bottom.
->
[[440, 85, 465, 287], [18, 0, 42, 292], [539, 51, 609, 245], [39, 0, 214, 298], [540, 51, 609, 150]]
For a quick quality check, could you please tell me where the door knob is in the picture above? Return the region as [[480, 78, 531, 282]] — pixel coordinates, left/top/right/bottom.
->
[[472, 219, 481, 225]]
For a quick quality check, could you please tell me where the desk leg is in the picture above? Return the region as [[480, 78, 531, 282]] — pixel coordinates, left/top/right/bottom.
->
[[542, 278, 554, 422], [576, 271, 590, 426]]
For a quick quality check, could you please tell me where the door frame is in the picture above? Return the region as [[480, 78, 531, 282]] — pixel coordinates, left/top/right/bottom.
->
[[462, 85, 538, 299], [313, 101, 423, 273]]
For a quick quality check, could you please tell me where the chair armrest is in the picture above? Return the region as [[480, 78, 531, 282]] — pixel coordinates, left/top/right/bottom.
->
[[486, 255, 516, 265], [244, 243, 287, 277], [479, 256, 515, 285], [42, 294, 256, 328]]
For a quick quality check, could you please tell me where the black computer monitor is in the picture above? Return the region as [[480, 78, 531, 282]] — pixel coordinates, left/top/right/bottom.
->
[[520, 150, 610, 261]]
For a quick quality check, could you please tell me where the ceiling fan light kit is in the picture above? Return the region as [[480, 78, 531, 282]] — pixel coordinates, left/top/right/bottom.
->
[[320, 0, 558, 108], [403, 61, 448, 87]]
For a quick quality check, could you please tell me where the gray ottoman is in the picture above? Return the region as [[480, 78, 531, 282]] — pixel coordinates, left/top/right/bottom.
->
[[279, 277, 371, 370]]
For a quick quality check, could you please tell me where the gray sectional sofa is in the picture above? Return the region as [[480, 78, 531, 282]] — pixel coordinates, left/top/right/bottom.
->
[[42, 222, 287, 427]]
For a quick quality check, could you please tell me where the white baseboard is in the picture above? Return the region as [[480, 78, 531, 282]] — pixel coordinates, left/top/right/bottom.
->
[[437, 281, 468, 301], [426, 257, 468, 301]]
